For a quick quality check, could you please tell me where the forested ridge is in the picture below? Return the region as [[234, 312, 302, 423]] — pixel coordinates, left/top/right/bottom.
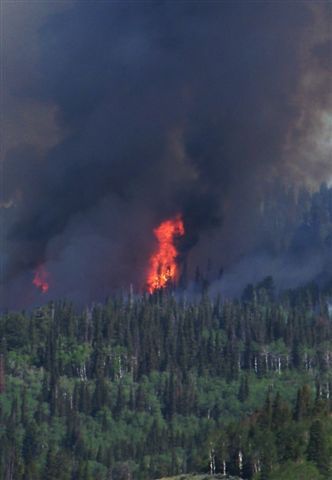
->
[[1, 278, 332, 479]]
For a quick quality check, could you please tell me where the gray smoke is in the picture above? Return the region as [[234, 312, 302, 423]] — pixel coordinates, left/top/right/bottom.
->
[[1, 1, 332, 308]]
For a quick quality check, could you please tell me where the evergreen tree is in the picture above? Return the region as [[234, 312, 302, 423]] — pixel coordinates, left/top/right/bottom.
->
[[307, 419, 330, 477]]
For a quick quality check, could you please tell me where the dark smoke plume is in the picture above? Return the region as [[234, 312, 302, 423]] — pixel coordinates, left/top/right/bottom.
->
[[1, 1, 332, 308]]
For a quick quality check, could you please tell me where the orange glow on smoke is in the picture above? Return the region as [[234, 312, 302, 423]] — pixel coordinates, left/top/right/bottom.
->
[[147, 215, 185, 293], [33, 265, 49, 293]]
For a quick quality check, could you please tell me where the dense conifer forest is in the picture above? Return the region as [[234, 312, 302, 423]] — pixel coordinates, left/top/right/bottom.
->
[[1, 277, 332, 479]]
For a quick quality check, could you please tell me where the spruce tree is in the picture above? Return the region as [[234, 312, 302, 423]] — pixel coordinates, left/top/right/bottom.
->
[[307, 419, 330, 477]]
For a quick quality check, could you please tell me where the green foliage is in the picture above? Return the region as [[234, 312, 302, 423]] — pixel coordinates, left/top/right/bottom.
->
[[268, 461, 323, 480], [1, 284, 332, 479]]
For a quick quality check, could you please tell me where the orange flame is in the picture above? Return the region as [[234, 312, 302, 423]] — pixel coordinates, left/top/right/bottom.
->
[[147, 215, 185, 293], [33, 265, 49, 293]]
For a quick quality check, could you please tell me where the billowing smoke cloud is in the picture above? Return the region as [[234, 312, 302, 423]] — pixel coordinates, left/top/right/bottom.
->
[[1, 1, 332, 308]]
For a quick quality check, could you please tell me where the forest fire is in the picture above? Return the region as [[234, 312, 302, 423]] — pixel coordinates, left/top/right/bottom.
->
[[33, 265, 49, 293], [147, 215, 185, 293]]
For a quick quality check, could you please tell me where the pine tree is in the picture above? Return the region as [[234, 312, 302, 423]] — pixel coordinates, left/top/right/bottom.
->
[[294, 385, 311, 421], [307, 419, 330, 476], [238, 375, 249, 402], [0, 353, 5, 394]]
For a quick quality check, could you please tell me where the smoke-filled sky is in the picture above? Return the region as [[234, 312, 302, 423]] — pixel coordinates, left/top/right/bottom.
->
[[1, 1, 332, 308]]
